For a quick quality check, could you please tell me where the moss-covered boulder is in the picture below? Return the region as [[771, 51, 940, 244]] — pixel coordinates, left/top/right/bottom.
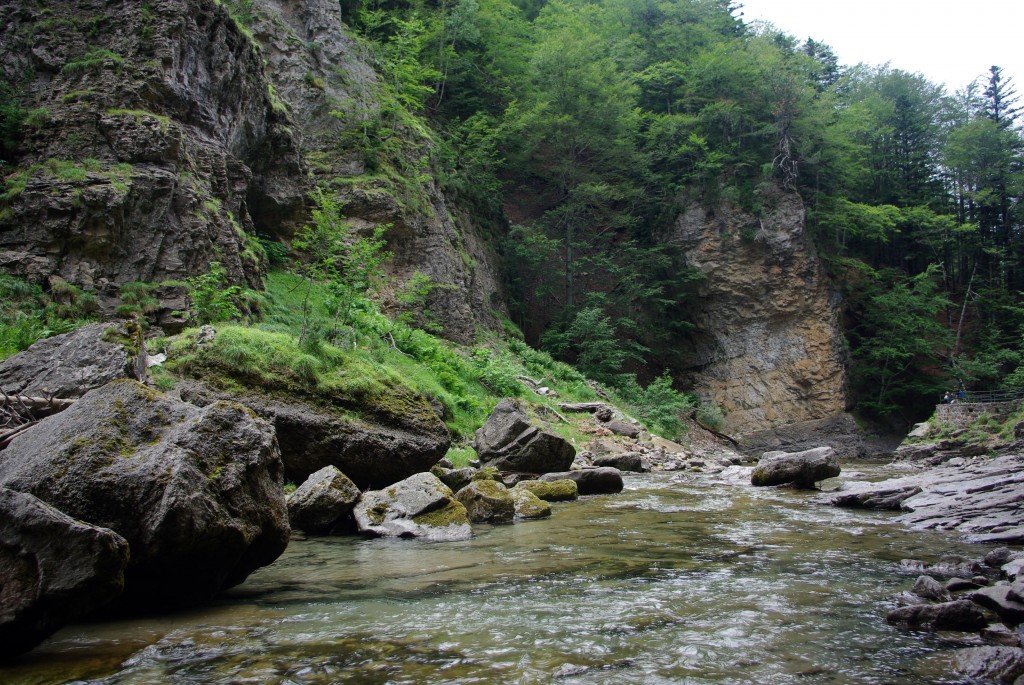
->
[[353, 472, 471, 541], [514, 479, 579, 502], [0, 487, 129, 660], [0, 380, 289, 609], [287, 466, 361, 534], [455, 480, 515, 524], [510, 487, 552, 520], [178, 377, 451, 490]]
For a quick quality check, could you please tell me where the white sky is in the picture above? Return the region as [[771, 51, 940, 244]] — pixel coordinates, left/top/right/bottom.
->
[[738, 0, 1024, 94]]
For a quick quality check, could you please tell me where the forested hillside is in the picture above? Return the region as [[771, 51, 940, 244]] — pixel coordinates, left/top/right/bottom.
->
[[1, 0, 1021, 428]]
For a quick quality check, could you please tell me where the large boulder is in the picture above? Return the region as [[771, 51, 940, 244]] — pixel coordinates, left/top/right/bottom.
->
[[0, 380, 289, 609], [539, 467, 624, 495], [353, 472, 471, 541], [287, 466, 361, 534], [455, 480, 515, 524], [179, 380, 451, 490], [885, 600, 988, 631], [0, 487, 129, 660], [751, 446, 840, 488], [514, 479, 579, 502], [0, 321, 145, 399], [472, 398, 575, 473]]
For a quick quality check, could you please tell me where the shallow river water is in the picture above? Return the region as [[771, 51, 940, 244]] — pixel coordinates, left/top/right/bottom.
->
[[4, 465, 992, 685]]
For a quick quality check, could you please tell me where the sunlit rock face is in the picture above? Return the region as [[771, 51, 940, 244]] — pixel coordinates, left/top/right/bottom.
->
[[668, 187, 847, 435]]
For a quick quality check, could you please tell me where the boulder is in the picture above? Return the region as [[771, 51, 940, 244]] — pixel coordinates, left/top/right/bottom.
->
[[287, 466, 361, 534], [430, 465, 476, 493], [973, 585, 1024, 627], [510, 488, 551, 519], [513, 479, 579, 502], [751, 447, 840, 488], [912, 575, 952, 602], [987, 547, 1014, 568], [593, 453, 644, 472], [0, 321, 145, 399], [947, 578, 983, 593], [885, 600, 988, 631], [472, 398, 575, 473], [455, 480, 515, 524], [1005, 558, 1024, 581], [539, 467, 624, 495], [0, 380, 289, 609], [353, 473, 471, 541], [605, 420, 640, 439], [0, 487, 129, 660], [178, 380, 450, 490], [951, 647, 1024, 684]]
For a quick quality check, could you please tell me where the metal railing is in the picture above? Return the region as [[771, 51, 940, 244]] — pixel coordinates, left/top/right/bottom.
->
[[943, 390, 1024, 404]]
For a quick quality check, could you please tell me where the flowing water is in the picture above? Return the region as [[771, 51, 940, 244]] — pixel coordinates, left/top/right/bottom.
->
[[4, 465, 991, 685]]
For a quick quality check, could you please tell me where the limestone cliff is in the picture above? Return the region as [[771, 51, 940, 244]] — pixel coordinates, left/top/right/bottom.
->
[[668, 189, 848, 435], [0, 0, 504, 341]]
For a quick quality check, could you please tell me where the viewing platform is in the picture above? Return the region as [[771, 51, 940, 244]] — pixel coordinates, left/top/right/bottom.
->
[[934, 390, 1024, 428]]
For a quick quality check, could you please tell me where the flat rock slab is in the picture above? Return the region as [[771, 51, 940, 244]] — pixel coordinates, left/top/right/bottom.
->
[[819, 454, 1024, 540], [973, 585, 1024, 627]]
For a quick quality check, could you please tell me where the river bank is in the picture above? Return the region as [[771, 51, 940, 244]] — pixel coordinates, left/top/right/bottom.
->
[[0, 466, 1005, 685]]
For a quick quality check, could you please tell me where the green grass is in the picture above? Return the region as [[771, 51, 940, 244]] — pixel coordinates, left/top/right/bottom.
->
[[0, 274, 97, 361]]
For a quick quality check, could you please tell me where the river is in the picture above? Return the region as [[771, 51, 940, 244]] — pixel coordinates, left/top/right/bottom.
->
[[3, 465, 987, 684]]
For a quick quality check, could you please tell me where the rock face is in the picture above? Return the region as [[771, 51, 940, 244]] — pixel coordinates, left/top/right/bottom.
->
[[0, 0, 506, 341], [0, 487, 129, 660], [539, 468, 624, 495], [0, 321, 145, 399], [750, 447, 840, 488], [287, 466, 361, 534], [472, 398, 575, 473], [454, 480, 515, 524], [738, 414, 870, 458], [0, 0, 300, 298], [353, 472, 471, 541], [0, 380, 289, 608], [821, 454, 1024, 542], [666, 189, 846, 435], [178, 380, 451, 490]]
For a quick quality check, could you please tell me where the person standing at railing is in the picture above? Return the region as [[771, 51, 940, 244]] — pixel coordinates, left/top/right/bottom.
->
[[956, 386, 965, 403]]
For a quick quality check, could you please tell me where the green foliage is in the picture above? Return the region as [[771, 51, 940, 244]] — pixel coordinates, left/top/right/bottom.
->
[[62, 49, 124, 76], [185, 262, 242, 325], [610, 371, 695, 439], [0, 275, 96, 360]]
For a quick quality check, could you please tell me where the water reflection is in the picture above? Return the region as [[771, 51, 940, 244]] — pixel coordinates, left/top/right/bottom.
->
[[3, 469, 984, 684]]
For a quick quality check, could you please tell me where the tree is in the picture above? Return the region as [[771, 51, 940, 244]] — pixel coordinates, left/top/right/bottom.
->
[[982, 65, 1021, 130]]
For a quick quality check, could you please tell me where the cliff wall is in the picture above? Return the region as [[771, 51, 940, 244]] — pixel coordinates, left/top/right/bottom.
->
[[668, 189, 848, 435], [0, 0, 505, 341]]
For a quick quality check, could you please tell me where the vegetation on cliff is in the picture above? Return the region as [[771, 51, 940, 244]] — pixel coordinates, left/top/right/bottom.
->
[[1, 0, 1022, 426]]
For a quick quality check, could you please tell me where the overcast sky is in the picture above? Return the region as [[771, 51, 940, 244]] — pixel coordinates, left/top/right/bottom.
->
[[738, 0, 1024, 94]]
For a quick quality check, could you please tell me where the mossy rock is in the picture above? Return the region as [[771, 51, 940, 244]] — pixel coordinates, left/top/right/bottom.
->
[[510, 487, 551, 520], [455, 479, 515, 524], [514, 479, 578, 502], [353, 473, 471, 541]]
